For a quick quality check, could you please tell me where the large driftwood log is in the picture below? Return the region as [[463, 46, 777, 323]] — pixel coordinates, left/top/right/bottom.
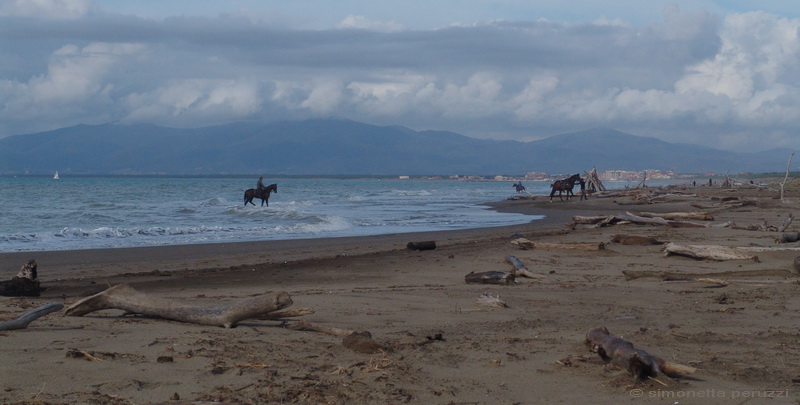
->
[[637, 211, 714, 221], [65, 284, 293, 328], [512, 238, 604, 251], [0, 302, 64, 331], [505, 255, 546, 279], [623, 268, 796, 281], [586, 327, 696, 379], [663, 242, 759, 261]]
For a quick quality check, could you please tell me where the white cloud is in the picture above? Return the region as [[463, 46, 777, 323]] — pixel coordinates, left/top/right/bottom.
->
[[338, 15, 403, 32]]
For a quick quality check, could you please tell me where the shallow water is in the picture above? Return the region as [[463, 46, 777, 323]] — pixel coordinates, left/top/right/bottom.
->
[[0, 176, 551, 252]]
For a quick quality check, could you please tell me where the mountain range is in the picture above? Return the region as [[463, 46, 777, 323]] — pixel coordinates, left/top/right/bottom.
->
[[0, 119, 794, 175]]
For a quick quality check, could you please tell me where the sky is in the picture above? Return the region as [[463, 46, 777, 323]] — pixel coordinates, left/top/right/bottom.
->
[[2, 1, 800, 152]]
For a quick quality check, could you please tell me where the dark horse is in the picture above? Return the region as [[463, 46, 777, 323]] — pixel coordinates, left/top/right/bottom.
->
[[512, 183, 526, 193], [244, 183, 278, 206], [550, 174, 581, 201]]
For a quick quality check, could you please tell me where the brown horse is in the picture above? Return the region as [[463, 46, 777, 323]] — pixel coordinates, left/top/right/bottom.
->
[[244, 183, 277, 206], [550, 174, 580, 201]]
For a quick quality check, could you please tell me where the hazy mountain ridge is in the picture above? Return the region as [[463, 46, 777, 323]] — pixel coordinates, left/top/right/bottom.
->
[[0, 120, 793, 175]]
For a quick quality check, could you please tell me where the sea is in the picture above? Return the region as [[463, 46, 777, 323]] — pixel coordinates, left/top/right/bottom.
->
[[0, 175, 680, 252]]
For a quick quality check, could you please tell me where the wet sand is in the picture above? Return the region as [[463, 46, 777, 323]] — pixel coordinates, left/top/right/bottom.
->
[[1, 185, 798, 404]]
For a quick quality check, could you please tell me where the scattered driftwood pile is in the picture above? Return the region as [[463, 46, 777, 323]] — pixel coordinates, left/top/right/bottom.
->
[[573, 211, 729, 229], [463, 255, 548, 285], [585, 327, 696, 380]]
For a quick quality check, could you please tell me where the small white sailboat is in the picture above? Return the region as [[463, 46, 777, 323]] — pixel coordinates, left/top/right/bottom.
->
[[53, 171, 59, 180]]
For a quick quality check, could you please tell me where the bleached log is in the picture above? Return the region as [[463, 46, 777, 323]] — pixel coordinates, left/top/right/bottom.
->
[[572, 215, 614, 224], [0, 302, 64, 331], [636, 211, 714, 221], [505, 255, 546, 279], [623, 268, 795, 281], [512, 238, 605, 251], [465, 271, 516, 285], [65, 284, 293, 328], [663, 242, 759, 262], [586, 327, 696, 379]]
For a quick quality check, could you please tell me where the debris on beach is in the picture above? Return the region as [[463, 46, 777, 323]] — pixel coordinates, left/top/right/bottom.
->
[[0, 302, 63, 331], [505, 255, 546, 279], [464, 271, 515, 285], [65, 284, 295, 328], [512, 238, 605, 251], [585, 326, 696, 380], [0, 260, 43, 297]]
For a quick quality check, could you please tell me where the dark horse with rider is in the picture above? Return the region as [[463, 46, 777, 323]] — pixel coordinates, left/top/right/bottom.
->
[[244, 176, 278, 206]]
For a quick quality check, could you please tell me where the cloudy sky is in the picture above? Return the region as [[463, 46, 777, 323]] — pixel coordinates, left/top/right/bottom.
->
[[2, 0, 800, 152]]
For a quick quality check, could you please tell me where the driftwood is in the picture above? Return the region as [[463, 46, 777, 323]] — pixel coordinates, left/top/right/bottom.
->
[[573, 213, 729, 229], [663, 242, 759, 262], [504, 255, 546, 279], [65, 284, 293, 328], [512, 238, 604, 251], [1, 260, 42, 297], [464, 271, 515, 285], [611, 234, 664, 245], [287, 320, 385, 353], [407, 241, 436, 251], [0, 302, 64, 331], [623, 268, 796, 281], [637, 211, 714, 221], [586, 327, 696, 379]]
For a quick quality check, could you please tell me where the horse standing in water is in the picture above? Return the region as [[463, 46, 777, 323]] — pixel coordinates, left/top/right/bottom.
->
[[244, 183, 278, 206], [512, 183, 526, 193], [550, 174, 581, 201]]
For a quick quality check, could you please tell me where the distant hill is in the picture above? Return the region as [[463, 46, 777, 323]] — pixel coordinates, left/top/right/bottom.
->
[[0, 120, 794, 175]]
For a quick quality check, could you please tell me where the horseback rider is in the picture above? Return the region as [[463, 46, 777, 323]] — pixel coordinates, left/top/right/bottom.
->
[[256, 176, 266, 197]]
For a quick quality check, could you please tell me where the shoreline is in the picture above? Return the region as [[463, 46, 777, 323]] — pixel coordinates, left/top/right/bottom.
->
[[0, 197, 578, 280]]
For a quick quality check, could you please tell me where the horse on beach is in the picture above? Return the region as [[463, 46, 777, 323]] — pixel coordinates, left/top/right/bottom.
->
[[244, 183, 278, 206], [512, 183, 526, 193], [550, 174, 581, 201]]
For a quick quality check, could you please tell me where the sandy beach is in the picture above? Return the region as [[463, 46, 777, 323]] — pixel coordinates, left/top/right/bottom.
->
[[1, 184, 799, 404]]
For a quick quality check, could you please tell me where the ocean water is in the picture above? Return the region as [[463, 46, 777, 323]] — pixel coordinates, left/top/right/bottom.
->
[[0, 176, 557, 252]]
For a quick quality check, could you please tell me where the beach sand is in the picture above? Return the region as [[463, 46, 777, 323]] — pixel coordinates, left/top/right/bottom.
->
[[1, 184, 799, 404]]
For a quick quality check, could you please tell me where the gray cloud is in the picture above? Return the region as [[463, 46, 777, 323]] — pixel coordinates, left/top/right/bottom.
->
[[1, 4, 799, 152]]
